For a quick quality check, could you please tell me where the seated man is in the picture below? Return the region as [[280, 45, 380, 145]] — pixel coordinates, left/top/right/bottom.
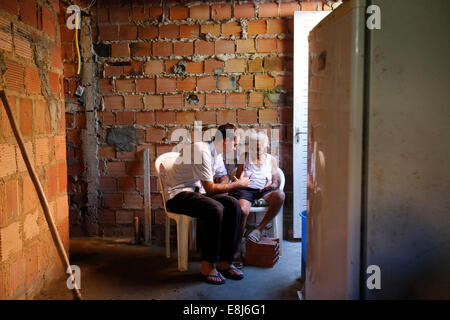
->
[[232, 131, 285, 243], [164, 127, 249, 285]]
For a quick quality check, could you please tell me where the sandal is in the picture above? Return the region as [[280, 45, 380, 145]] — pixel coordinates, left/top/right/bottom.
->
[[218, 265, 244, 280], [200, 272, 226, 285]]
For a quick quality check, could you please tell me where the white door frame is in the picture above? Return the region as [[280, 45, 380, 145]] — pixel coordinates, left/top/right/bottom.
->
[[293, 10, 331, 239]]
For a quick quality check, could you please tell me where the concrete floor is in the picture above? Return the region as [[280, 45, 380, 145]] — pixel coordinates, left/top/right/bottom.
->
[[36, 237, 303, 300]]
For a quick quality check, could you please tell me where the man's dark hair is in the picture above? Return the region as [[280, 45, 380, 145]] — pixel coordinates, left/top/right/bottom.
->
[[214, 123, 236, 142]]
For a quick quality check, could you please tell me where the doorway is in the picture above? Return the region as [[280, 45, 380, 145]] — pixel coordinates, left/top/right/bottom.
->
[[293, 11, 331, 282]]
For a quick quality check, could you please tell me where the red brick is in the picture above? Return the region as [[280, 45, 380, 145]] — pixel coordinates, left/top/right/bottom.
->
[[257, 38, 277, 53], [118, 177, 135, 191], [216, 76, 234, 91], [186, 61, 203, 74], [200, 24, 220, 37], [159, 24, 178, 39], [34, 99, 50, 134], [215, 40, 234, 54], [195, 41, 214, 55], [177, 77, 196, 91], [236, 39, 255, 53], [144, 60, 164, 75], [280, 2, 301, 16], [212, 4, 231, 20], [176, 111, 195, 125], [259, 108, 279, 123], [124, 95, 144, 109], [25, 66, 41, 94], [205, 59, 224, 73], [124, 193, 143, 209], [144, 95, 163, 109], [225, 58, 246, 73], [259, 3, 279, 17], [138, 25, 158, 39], [238, 109, 258, 124], [5, 60, 24, 92], [238, 75, 253, 90], [163, 94, 183, 109], [226, 92, 247, 108], [206, 93, 225, 108], [42, 6, 55, 38], [174, 41, 194, 56], [0, 1, 18, 15], [135, 112, 155, 125], [98, 111, 115, 125], [131, 7, 147, 21], [119, 25, 137, 40], [106, 162, 127, 176], [19, 0, 37, 27], [180, 24, 199, 38], [103, 193, 123, 208], [221, 21, 241, 36], [267, 19, 289, 34], [190, 5, 209, 20], [99, 25, 118, 41], [46, 164, 58, 198], [217, 109, 236, 124], [49, 71, 60, 95], [9, 253, 25, 296], [110, 7, 129, 22], [301, 0, 319, 11], [146, 127, 166, 142], [131, 43, 150, 57], [170, 6, 188, 20], [248, 92, 266, 107], [5, 179, 18, 220], [20, 98, 33, 136], [277, 38, 293, 53], [184, 93, 205, 108], [196, 110, 216, 125], [99, 177, 116, 192], [136, 78, 155, 92], [156, 111, 175, 124], [116, 79, 135, 92], [247, 20, 266, 35], [111, 43, 130, 58], [50, 42, 62, 69], [156, 77, 176, 93], [197, 76, 216, 91], [99, 146, 115, 159], [234, 3, 254, 18], [14, 36, 31, 60], [255, 74, 275, 89], [104, 95, 123, 110], [153, 42, 172, 57], [264, 56, 284, 72], [115, 112, 135, 125], [149, 7, 163, 19]]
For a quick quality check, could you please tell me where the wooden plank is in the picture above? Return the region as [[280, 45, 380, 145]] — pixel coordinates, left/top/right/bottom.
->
[[143, 148, 152, 244]]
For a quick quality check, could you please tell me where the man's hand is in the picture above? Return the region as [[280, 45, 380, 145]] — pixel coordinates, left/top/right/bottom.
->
[[259, 177, 272, 192], [232, 171, 252, 188]]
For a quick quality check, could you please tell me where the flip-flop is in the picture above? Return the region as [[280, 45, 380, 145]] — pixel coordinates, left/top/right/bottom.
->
[[248, 229, 262, 243], [200, 272, 226, 285], [218, 265, 244, 280]]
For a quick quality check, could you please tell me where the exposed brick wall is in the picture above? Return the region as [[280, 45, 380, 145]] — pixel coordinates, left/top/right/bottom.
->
[[64, 0, 330, 240], [0, 0, 68, 299]]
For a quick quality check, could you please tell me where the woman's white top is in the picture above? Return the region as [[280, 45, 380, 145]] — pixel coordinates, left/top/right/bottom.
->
[[243, 153, 273, 189]]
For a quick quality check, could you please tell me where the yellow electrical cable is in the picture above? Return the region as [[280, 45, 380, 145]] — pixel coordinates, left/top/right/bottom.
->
[[75, 13, 81, 75]]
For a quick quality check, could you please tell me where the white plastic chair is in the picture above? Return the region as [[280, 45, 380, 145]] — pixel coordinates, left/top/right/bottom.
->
[[248, 167, 285, 256], [155, 152, 197, 271]]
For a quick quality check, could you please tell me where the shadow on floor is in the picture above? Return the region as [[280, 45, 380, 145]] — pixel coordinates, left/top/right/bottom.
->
[[36, 237, 303, 300]]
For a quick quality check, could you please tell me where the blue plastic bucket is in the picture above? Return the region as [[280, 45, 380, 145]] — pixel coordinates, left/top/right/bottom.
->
[[300, 210, 307, 280]]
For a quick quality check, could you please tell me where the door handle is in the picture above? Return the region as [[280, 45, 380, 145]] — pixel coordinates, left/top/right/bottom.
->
[[295, 128, 307, 143]]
